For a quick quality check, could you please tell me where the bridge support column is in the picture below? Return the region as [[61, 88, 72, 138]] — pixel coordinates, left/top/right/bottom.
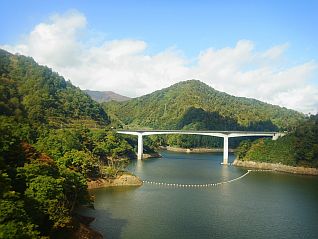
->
[[272, 133, 285, 140], [137, 134, 143, 160], [222, 136, 229, 165], [272, 133, 279, 140]]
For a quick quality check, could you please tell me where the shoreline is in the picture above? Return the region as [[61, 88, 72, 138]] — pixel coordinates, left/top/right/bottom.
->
[[87, 173, 143, 189], [143, 152, 162, 159], [160, 146, 235, 153], [233, 159, 318, 176], [71, 214, 103, 239]]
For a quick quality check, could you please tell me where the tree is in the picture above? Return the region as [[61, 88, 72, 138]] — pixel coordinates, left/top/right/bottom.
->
[[35, 129, 82, 160], [57, 150, 99, 178], [25, 175, 71, 229], [235, 140, 252, 160], [0, 199, 40, 239]]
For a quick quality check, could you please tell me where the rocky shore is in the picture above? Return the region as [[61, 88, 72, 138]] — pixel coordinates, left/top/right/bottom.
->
[[162, 146, 235, 153], [233, 159, 318, 176], [143, 152, 162, 159], [87, 173, 143, 189], [71, 215, 103, 239]]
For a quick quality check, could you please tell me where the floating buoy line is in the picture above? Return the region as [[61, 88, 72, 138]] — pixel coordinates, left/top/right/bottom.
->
[[142, 169, 272, 188]]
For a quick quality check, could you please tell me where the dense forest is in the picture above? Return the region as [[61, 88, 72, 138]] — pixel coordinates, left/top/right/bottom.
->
[[104, 80, 304, 148], [0, 49, 155, 238], [236, 114, 318, 167], [0, 49, 109, 128]]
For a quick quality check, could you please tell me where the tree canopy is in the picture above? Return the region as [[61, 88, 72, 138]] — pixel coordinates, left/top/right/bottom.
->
[[0, 49, 109, 128], [236, 114, 318, 167], [0, 49, 149, 238]]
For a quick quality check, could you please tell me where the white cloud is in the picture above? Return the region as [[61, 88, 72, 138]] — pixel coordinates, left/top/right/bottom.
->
[[261, 43, 289, 60], [1, 10, 318, 114], [272, 86, 318, 114], [3, 10, 86, 67]]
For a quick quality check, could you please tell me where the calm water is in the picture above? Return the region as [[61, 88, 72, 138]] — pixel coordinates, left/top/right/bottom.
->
[[80, 151, 318, 239]]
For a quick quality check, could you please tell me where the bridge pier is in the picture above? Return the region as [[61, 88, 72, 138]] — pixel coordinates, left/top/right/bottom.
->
[[117, 130, 279, 164], [137, 134, 143, 160], [272, 132, 285, 140], [222, 136, 229, 165]]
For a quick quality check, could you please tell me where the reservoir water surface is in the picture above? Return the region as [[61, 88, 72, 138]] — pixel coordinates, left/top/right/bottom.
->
[[80, 151, 318, 239]]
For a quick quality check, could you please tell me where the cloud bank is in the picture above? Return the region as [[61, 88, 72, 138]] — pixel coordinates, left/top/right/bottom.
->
[[2, 11, 318, 114]]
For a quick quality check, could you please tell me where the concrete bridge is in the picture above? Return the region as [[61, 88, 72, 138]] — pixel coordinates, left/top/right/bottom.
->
[[117, 130, 284, 165]]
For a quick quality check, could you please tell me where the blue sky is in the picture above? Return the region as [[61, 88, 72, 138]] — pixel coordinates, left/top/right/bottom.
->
[[1, 0, 318, 113], [2, 1, 317, 59]]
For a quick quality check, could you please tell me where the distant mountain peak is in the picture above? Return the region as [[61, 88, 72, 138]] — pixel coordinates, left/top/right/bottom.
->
[[169, 79, 212, 89], [84, 90, 130, 103]]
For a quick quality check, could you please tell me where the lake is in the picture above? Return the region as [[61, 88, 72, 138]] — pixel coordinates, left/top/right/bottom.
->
[[80, 151, 318, 239]]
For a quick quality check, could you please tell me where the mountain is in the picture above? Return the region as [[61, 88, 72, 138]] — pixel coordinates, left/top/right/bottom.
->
[[0, 49, 109, 128], [0, 49, 138, 237], [104, 80, 304, 131], [84, 89, 130, 102]]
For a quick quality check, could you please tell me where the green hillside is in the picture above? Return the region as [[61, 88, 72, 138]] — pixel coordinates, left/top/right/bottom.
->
[[236, 114, 318, 168], [104, 80, 304, 131], [104, 80, 304, 148], [0, 49, 141, 238], [0, 49, 109, 128]]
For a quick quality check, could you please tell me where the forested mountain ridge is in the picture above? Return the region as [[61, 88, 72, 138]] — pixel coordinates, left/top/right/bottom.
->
[[0, 49, 130, 237], [104, 80, 304, 130], [84, 90, 130, 103], [0, 49, 109, 128]]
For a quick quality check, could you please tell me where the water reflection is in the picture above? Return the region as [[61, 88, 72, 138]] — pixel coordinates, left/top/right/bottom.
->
[[220, 164, 231, 181], [134, 159, 143, 175]]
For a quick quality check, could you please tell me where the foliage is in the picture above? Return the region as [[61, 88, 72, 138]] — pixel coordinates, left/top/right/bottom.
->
[[0, 49, 109, 128], [294, 115, 318, 166], [93, 132, 134, 158], [236, 114, 318, 167], [0, 49, 147, 237], [92, 131, 134, 177], [25, 175, 71, 229], [35, 129, 82, 160], [0, 138, 91, 237], [238, 137, 297, 165], [58, 150, 99, 178], [235, 140, 252, 160], [0, 199, 40, 239]]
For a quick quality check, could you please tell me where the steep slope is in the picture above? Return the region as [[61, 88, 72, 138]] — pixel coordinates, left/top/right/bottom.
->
[[0, 49, 109, 128], [0, 49, 137, 237], [104, 80, 304, 130], [84, 90, 130, 102]]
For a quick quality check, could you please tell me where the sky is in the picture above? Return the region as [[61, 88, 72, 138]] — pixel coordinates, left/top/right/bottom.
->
[[1, 0, 318, 114]]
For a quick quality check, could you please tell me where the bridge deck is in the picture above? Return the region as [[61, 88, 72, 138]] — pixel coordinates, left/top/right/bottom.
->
[[117, 129, 278, 134]]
